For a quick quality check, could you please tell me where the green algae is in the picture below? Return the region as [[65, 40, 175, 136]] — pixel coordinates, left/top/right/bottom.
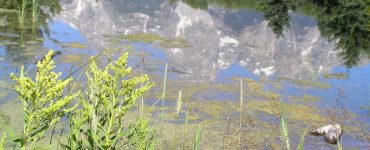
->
[[302, 94, 320, 102], [0, 8, 17, 13], [287, 78, 330, 89], [187, 101, 236, 120], [120, 33, 163, 43], [61, 42, 87, 49], [246, 100, 324, 125], [0, 92, 7, 100], [322, 73, 348, 79], [244, 78, 279, 100], [118, 33, 191, 48], [57, 53, 89, 64], [159, 38, 190, 48], [0, 80, 13, 90]]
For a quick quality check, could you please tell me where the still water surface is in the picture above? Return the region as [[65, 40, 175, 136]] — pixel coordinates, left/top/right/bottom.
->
[[0, 0, 369, 149]]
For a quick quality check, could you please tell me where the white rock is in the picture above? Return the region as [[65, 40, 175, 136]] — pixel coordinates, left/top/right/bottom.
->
[[310, 123, 342, 144]]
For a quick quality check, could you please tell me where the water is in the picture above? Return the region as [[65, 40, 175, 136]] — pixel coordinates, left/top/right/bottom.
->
[[0, 0, 369, 149]]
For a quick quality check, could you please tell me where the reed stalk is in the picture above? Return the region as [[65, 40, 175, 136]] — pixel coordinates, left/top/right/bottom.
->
[[160, 64, 168, 149], [297, 129, 307, 150], [192, 124, 202, 150], [183, 110, 189, 149], [176, 90, 182, 115], [239, 77, 243, 149], [278, 97, 291, 150], [18, 0, 27, 37]]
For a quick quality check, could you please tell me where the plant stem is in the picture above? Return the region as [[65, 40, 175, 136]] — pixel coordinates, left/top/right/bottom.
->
[[239, 77, 243, 149], [160, 64, 168, 149]]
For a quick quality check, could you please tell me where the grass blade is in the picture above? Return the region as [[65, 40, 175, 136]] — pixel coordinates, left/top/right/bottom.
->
[[279, 98, 291, 150], [239, 77, 243, 148], [193, 124, 202, 150], [297, 129, 307, 150], [176, 90, 182, 115]]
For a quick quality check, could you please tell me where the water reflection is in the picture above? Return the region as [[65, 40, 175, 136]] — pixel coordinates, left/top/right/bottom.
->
[[56, 0, 360, 81], [0, 0, 61, 65], [175, 0, 370, 67]]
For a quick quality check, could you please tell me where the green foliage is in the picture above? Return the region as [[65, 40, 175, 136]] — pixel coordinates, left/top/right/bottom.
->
[[314, 0, 370, 67], [64, 52, 155, 149], [126, 118, 156, 150], [192, 124, 203, 150], [279, 102, 291, 150], [264, 0, 297, 37], [10, 50, 79, 149], [0, 0, 61, 47], [297, 129, 307, 150], [0, 132, 6, 150]]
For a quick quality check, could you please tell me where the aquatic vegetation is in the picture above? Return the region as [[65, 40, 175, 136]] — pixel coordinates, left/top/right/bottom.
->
[[119, 33, 190, 48], [120, 33, 163, 43], [244, 78, 279, 99], [192, 124, 203, 150], [176, 90, 183, 115], [247, 99, 323, 125], [0, 92, 7, 100], [297, 129, 307, 150], [0, 132, 5, 150], [159, 38, 190, 48], [61, 42, 87, 49], [302, 94, 320, 102], [322, 73, 348, 79], [58, 53, 89, 64], [287, 78, 331, 89]]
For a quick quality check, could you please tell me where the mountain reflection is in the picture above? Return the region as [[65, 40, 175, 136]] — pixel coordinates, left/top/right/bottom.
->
[[55, 0, 368, 80], [175, 0, 370, 68]]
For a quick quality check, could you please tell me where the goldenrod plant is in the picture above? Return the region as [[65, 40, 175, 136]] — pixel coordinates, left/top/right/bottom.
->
[[63, 52, 155, 149], [0, 132, 6, 150], [10, 50, 79, 150]]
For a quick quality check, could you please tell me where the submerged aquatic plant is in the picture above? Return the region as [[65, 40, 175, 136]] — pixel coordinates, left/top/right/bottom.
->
[[10, 50, 79, 150]]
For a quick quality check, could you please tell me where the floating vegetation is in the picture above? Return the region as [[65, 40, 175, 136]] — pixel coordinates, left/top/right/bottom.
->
[[118, 33, 191, 48], [57, 53, 89, 64], [302, 94, 320, 102], [0, 92, 7, 100], [246, 100, 323, 125], [322, 73, 348, 79], [0, 8, 17, 13], [286, 79, 330, 89], [120, 33, 163, 43], [61, 42, 87, 49], [187, 101, 239, 122], [159, 38, 190, 48], [244, 78, 279, 100]]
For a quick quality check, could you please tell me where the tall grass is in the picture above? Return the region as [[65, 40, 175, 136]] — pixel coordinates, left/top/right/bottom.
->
[[176, 90, 183, 115], [183, 111, 189, 149], [239, 77, 243, 148], [278, 97, 308, 150], [278, 97, 292, 150], [0, 132, 6, 150], [297, 129, 307, 150], [31, 0, 40, 34], [192, 124, 203, 150], [18, 0, 27, 37], [31, 0, 39, 24], [160, 64, 168, 148]]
